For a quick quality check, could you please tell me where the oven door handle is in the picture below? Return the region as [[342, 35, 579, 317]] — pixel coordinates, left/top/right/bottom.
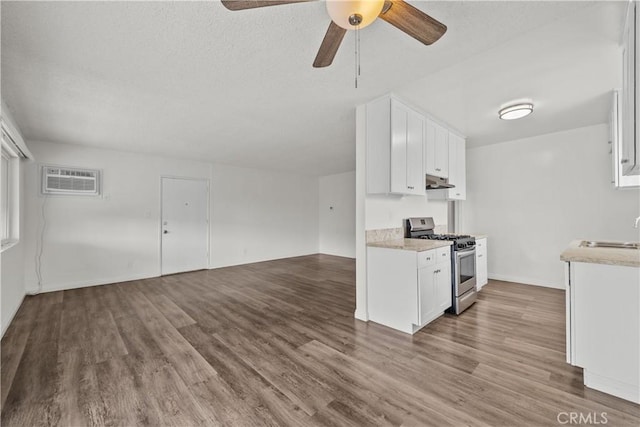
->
[[456, 248, 476, 258]]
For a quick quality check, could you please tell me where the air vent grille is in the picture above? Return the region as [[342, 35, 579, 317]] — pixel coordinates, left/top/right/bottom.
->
[[42, 166, 101, 196]]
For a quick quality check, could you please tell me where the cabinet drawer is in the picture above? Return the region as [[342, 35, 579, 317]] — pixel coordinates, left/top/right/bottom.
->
[[436, 246, 451, 261], [417, 250, 436, 268]]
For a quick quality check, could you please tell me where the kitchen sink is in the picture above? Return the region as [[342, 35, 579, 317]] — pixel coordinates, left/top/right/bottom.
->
[[580, 241, 640, 250]]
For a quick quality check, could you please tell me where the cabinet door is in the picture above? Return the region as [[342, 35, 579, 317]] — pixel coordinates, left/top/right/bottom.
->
[[636, 1, 639, 174], [435, 125, 449, 178], [621, 1, 638, 175], [476, 238, 488, 289], [391, 101, 425, 195], [445, 133, 466, 200], [436, 260, 452, 311], [419, 265, 438, 324], [425, 119, 448, 178], [390, 101, 409, 194], [406, 110, 425, 195]]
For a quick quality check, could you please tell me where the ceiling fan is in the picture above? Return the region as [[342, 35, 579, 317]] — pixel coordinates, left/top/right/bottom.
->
[[220, 0, 447, 68]]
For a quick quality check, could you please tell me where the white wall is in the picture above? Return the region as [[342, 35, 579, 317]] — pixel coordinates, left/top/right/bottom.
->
[[22, 141, 319, 293], [460, 124, 640, 289], [318, 171, 356, 258], [365, 196, 448, 231], [211, 163, 318, 267], [1, 165, 26, 335], [23, 141, 212, 292]]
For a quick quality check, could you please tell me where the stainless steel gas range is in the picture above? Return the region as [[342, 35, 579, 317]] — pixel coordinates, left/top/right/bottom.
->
[[406, 217, 477, 315]]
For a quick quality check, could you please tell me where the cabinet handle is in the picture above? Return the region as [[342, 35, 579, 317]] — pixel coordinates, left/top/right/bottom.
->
[[621, 159, 630, 164], [478, 254, 483, 258], [456, 193, 461, 196], [435, 168, 441, 172], [407, 186, 414, 190]]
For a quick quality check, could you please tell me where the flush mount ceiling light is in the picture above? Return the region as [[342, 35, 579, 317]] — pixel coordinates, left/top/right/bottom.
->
[[499, 103, 534, 120]]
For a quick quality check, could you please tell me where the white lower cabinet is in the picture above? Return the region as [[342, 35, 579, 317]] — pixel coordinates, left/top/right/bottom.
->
[[368, 245, 451, 334], [475, 238, 488, 290], [435, 256, 452, 312], [565, 261, 640, 404], [419, 264, 439, 324]]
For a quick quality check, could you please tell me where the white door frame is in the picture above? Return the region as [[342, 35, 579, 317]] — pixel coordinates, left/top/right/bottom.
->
[[159, 175, 211, 275]]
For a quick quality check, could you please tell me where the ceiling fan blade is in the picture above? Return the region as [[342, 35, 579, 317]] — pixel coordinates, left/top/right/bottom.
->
[[313, 21, 347, 68], [221, 0, 315, 11], [379, 0, 447, 45]]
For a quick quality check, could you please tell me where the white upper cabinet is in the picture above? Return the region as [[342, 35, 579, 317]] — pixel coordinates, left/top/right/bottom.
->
[[621, 0, 639, 176], [611, 90, 640, 188], [425, 119, 449, 178], [365, 94, 465, 197], [406, 107, 426, 195], [446, 133, 467, 200], [366, 96, 425, 196], [430, 131, 467, 200]]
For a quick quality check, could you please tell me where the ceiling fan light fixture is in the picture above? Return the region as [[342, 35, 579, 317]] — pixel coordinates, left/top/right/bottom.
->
[[498, 103, 534, 120], [326, 0, 385, 30]]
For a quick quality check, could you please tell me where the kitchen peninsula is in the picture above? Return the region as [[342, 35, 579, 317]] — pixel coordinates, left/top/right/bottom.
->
[[561, 240, 640, 404]]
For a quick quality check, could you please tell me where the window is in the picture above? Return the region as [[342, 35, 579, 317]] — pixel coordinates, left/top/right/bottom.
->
[[1, 149, 10, 240], [1, 133, 21, 251], [1, 104, 33, 251]]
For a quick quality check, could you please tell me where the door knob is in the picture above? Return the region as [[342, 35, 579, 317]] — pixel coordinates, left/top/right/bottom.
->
[[163, 230, 169, 234]]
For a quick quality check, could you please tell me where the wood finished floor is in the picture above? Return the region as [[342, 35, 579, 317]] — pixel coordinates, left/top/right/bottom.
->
[[1, 254, 639, 426]]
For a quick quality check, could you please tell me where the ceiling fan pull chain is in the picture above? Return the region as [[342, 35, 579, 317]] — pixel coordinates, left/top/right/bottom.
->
[[357, 24, 361, 77], [354, 25, 358, 88]]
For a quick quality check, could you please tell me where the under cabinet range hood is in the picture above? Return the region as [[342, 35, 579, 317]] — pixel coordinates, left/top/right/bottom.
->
[[426, 174, 455, 190]]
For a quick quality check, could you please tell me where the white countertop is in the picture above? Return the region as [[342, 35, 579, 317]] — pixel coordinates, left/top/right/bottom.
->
[[560, 240, 640, 268], [367, 239, 452, 252]]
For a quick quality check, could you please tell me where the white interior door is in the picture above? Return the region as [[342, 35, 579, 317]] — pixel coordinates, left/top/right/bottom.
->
[[161, 177, 209, 275]]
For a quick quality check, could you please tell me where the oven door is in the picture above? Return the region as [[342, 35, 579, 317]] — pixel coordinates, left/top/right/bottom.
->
[[455, 248, 477, 296]]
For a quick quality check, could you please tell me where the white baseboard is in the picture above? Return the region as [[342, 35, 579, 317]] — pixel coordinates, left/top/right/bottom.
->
[[27, 253, 330, 294], [354, 307, 369, 321], [209, 251, 319, 269], [26, 272, 159, 294], [488, 273, 563, 289], [318, 250, 356, 259], [584, 370, 640, 404], [1, 293, 26, 338]]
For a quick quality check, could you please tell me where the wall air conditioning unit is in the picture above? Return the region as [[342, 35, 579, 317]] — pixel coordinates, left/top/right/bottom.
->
[[42, 165, 101, 196]]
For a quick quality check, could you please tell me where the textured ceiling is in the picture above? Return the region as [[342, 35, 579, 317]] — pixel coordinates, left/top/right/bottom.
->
[[396, 1, 626, 148], [0, 1, 622, 175]]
